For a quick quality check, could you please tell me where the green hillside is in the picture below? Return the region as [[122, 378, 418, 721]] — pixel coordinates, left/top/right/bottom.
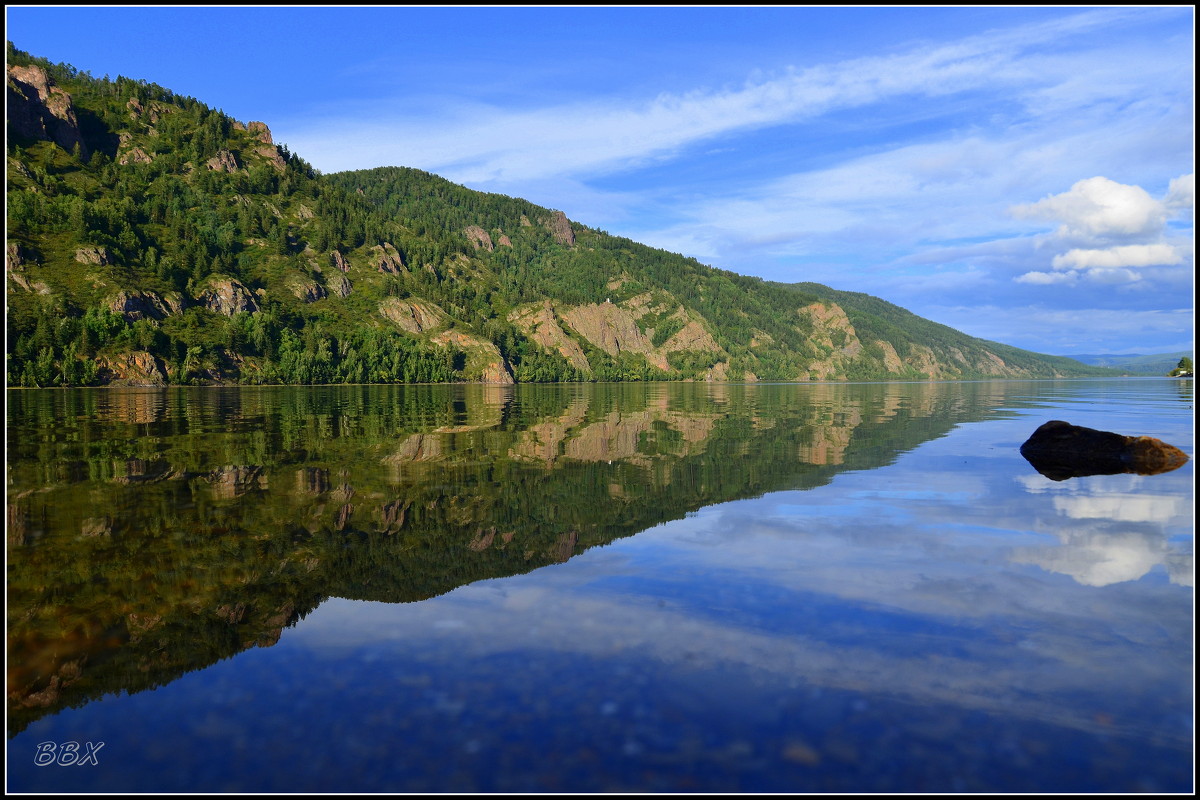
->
[[6, 44, 1116, 387]]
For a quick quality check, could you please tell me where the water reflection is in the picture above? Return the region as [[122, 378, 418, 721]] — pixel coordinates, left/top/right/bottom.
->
[[1014, 472, 1193, 587], [6, 380, 1193, 792], [8, 382, 1023, 733]]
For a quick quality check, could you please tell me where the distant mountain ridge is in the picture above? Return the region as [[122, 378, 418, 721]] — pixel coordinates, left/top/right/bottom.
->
[[1063, 352, 1191, 376], [6, 44, 1119, 386]]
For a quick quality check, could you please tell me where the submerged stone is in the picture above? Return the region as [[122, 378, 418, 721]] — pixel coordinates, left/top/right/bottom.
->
[[1019, 420, 1189, 481]]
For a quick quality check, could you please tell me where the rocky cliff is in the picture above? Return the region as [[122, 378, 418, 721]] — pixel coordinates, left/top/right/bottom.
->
[[7, 63, 88, 158]]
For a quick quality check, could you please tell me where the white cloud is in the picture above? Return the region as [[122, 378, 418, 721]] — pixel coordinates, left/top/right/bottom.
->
[[1165, 173, 1194, 214], [1011, 176, 1167, 240], [1051, 244, 1182, 270], [1008, 175, 1193, 294], [1016, 270, 1077, 285]]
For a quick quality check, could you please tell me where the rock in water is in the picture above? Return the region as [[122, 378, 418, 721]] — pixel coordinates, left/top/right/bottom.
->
[[1019, 420, 1189, 481]]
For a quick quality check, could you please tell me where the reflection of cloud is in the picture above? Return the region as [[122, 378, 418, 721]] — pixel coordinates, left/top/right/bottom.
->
[[1012, 474, 1192, 586], [1011, 528, 1169, 587], [1165, 551, 1194, 588], [1052, 492, 1184, 523]]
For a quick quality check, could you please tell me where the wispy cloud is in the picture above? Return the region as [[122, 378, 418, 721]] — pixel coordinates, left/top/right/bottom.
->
[[271, 6, 1194, 353], [285, 8, 1175, 183]]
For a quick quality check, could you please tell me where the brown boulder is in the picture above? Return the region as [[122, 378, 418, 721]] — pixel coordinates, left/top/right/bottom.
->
[[1020, 420, 1189, 481]]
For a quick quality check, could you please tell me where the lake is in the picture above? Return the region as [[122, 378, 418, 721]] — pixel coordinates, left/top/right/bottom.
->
[[6, 379, 1193, 793]]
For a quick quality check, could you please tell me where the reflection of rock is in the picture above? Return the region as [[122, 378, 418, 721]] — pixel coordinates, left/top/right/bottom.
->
[[208, 465, 266, 500], [549, 530, 578, 562], [1020, 420, 1189, 481], [378, 499, 411, 533]]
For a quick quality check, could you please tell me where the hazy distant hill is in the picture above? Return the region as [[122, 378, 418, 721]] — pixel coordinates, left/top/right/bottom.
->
[[6, 43, 1118, 386], [1065, 352, 1192, 375]]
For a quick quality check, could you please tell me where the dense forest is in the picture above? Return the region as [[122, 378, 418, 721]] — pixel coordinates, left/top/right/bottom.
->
[[6, 43, 1115, 386]]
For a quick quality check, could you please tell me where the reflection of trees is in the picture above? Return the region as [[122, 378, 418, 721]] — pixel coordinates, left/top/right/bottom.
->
[[8, 382, 1017, 735]]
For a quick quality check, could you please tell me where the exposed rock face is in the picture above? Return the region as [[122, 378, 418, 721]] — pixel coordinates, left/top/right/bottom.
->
[[792, 302, 864, 380], [289, 278, 326, 303], [74, 246, 112, 266], [508, 301, 591, 372], [107, 290, 184, 321], [196, 277, 259, 316], [661, 318, 723, 355], [464, 225, 494, 252], [326, 272, 352, 298], [245, 122, 285, 170], [512, 296, 723, 376], [1020, 420, 1190, 481], [118, 145, 153, 166], [257, 146, 286, 171], [904, 343, 947, 380], [966, 348, 1022, 378], [7, 242, 34, 291], [99, 351, 169, 386], [874, 340, 905, 374], [330, 250, 351, 273], [703, 361, 729, 382], [205, 149, 239, 173], [373, 243, 405, 274], [497, 234, 512, 248], [247, 121, 273, 143], [7, 64, 88, 158], [562, 302, 669, 371], [545, 210, 575, 246], [379, 298, 446, 334], [432, 329, 514, 384]]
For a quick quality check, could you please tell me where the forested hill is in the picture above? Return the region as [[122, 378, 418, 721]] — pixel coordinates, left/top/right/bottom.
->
[[6, 44, 1114, 386]]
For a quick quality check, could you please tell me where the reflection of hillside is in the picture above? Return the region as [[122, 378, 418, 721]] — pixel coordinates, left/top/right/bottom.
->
[[8, 382, 1020, 736]]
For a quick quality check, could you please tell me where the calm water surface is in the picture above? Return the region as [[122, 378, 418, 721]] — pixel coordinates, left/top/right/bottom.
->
[[6, 379, 1194, 792]]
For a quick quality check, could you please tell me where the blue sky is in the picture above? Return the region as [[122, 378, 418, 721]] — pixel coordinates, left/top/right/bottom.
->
[[6, 6, 1194, 356]]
